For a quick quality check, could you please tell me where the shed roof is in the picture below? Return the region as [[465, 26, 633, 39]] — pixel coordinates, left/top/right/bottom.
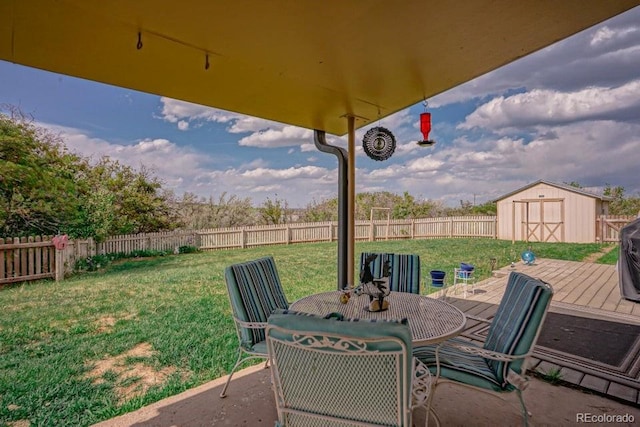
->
[[494, 180, 614, 203]]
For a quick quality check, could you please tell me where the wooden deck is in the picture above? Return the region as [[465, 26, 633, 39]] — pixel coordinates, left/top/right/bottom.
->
[[430, 258, 640, 405], [440, 258, 640, 320]]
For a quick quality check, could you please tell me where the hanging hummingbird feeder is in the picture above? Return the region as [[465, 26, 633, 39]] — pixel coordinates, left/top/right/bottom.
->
[[417, 101, 436, 147]]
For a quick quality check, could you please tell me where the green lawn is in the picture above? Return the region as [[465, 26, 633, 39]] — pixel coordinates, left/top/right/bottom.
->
[[0, 238, 616, 426]]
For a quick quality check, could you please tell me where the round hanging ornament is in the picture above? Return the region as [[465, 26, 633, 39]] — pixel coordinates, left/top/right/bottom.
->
[[362, 126, 396, 161]]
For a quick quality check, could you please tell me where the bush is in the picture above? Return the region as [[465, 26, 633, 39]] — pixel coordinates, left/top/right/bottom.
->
[[74, 249, 172, 272], [178, 245, 199, 254]]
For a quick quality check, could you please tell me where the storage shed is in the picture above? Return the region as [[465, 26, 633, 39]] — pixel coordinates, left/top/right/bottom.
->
[[494, 180, 612, 243]]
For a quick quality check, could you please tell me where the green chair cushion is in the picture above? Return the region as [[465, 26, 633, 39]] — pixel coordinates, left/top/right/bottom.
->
[[483, 272, 553, 386], [225, 256, 289, 349], [360, 252, 421, 294], [413, 338, 511, 392]]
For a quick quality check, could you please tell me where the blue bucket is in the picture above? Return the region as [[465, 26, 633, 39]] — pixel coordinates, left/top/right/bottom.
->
[[459, 263, 474, 278], [430, 270, 446, 287]]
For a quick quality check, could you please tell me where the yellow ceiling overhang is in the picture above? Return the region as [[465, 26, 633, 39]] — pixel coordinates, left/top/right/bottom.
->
[[1, 0, 638, 135]]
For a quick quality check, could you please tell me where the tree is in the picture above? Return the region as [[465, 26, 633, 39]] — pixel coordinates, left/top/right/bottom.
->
[[301, 198, 339, 222], [0, 108, 87, 236], [469, 201, 497, 215], [209, 193, 258, 227], [393, 191, 446, 218], [79, 157, 179, 236], [1, 106, 179, 239], [603, 185, 640, 216], [173, 192, 259, 228], [301, 191, 451, 222], [259, 195, 290, 225]]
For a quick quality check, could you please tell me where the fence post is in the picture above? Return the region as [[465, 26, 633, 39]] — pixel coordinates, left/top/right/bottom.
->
[[241, 229, 246, 249], [493, 216, 497, 239], [448, 218, 453, 238], [369, 219, 374, 241], [55, 248, 64, 282]]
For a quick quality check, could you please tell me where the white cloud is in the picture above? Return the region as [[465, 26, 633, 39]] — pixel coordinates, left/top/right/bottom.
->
[[407, 157, 444, 172], [459, 80, 640, 131], [40, 123, 217, 192], [238, 126, 314, 147], [300, 143, 317, 152], [159, 97, 240, 124], [159, 97, 316, 149], [241, 166, 326, 180], [590, 25, 639, 47], [227, 116, 283, 133]]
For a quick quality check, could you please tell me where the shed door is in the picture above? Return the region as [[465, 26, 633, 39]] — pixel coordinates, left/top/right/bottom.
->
[[515, 199, 565, 242]]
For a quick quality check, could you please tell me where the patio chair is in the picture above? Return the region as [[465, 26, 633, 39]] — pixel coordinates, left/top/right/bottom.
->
[[359, 252, 421, 294], [266, 310, 432, 426], [220, 256, 289, 398], [413, 272, 554, 426]]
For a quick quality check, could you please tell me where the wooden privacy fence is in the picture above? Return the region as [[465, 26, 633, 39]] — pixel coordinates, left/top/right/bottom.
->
[[1, 216, 498, 284], [0, 236, 56, 285], [196, 216, 497, 249], [8, 214, 634, 285]]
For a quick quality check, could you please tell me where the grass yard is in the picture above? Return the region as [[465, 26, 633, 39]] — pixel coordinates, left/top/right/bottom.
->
[[0, 238, 616, 426]]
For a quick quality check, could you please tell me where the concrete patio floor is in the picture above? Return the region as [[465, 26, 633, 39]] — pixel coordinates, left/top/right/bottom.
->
[[94, 258, 640, 426], [94, 363, 640, 426]]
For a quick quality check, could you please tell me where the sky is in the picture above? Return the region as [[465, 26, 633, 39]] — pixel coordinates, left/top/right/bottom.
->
[[1, 7, 639, 209]]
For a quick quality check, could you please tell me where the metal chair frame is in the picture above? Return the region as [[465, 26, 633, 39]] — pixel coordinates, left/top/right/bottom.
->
[[417, 273, 554, 426], [220, 256, 288, 398], [267, 313, 432, 426]]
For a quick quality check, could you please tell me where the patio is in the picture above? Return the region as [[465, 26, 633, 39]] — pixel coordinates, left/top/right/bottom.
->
[[94, 259, 640, 426], [93, 364, 639, 427]]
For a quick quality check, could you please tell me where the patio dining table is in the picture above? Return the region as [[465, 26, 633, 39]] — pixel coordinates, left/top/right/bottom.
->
[[289, 291, 467, 346]]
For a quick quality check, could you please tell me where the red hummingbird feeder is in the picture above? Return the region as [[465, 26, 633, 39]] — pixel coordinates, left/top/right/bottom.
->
[[417, 101, 436, 147]]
